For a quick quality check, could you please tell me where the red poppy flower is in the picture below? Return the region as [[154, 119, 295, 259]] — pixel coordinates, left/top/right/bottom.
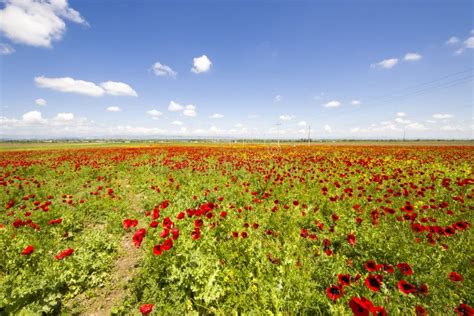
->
[[417, 283, 429, 295], [160, 228, 170, 238], [162, 238, 173, 251], [177, 212, 185, 220], [365, 274, 383, 292], [449, 271, 463, 282], [171, 227, 179, 240], [397, 262, 413, 275], [22, 245, 34, 255], [347, 233, 356, 246], [398, 280, 416, 294], [455, 303, 473, 316], [364, 260, 381, 272], [383, 264, 394, 274], [348, 296, 373, 316], [139, 303, 154, 315], [415, 305, 427, 316], [220, 211, 227, 218], [153, 244, 162, 256], [371, 306, 387, 316], [191, 229, 200, 240], [241, 231, 248, 238], [338, 274, 351, 287], [55, 247, 74, 260], [132, 228, 147, 247], [326, 284, 343, 301]]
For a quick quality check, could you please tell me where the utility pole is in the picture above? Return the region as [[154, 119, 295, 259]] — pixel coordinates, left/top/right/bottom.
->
[[275, 122, 282, 147], [308, 125, 311, 145]]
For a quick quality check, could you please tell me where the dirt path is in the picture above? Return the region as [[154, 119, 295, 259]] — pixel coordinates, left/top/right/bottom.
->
[[67, 181, 145, 315], [67, 232, 141, 315]]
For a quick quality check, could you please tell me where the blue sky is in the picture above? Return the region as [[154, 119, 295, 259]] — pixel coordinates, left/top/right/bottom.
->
[[0, 0, 473, 139]]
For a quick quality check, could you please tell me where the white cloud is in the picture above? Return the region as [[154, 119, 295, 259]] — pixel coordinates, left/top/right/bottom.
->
[[396, 112, 406, 117], [22, 110, 43, 123], [168, 100, 184, 112], [297, 121, 307, 126], [54, 112, 74, 121], [209, 113, 224, 119], [279, 115, 293, 121], [323, 100, 341, 108], [395, 117, 411, 124], [371, 58, 398, 69], [446, 37, 459, 45], [274, 95, 281, 102], [406, 122, 427, 130], [454, 48, 465, 55], [0, 43, 15, 55], [0, 0, 87, 47], [100, 81, 137, 97], [183, 104, 197, 117], [323, 124, 332, 133], [152, 62, 177, 77], [34, 76, 137, 97], [464, 37, 474, 49], [351, 100, 361, 106], [171, 120, 183, 126], [146, 109, 163, 120], [106, 106, 121, 112], [35, 76, 104, 96], [433, 113, 453, 119], [191, 55, 212, 73], [404, 53, 422, 61], [35, 98, 47, 106]]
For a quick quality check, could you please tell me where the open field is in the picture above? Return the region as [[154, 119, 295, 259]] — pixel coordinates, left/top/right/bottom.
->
[[0, 144, 473, 315]]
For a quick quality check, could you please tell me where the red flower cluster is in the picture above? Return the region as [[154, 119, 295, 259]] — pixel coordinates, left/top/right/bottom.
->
[[123, 219, 138, 230], [349, 296, 386, 316]]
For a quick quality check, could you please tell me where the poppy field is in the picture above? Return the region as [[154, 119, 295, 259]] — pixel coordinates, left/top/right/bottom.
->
[[0, 143, 473, 315]]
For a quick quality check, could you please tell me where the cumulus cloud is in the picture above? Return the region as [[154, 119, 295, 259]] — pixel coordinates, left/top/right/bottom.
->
[[152, 62, 177, 77], [351, 100, 361, 106], [22, 110, 44, 123], [433, 113, 453, 119], [183, 104, 197, 117], [168, 101, 184, 112], [371, 58, 398, 69], [35, 98, 47, 106], [396, 112, 407, 117], [54, 112, 74, 121], [404, 53, 422, 61], [395, 117, 411, 124], [0, 0, 88, 47], [464, 37, 474, 49], [323, 124, 332, 133], [171, 120, 183, 126], [191, 55, 212, 73], [323, 100, 341, 108], [297, 121, 307, 126], [209, 113, 224, 119], [106, 106, 121, 112], [0, 43, 15, 55], [100, 81, 137, 96], [279, 115, 293, 121], [146, 109, 162, 120], [34, 76, 137, 97], [446, 37, 459, 45]]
